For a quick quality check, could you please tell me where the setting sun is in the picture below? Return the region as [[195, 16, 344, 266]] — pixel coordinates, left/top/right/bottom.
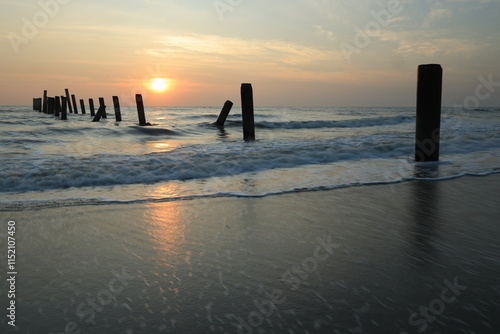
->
[[148, 78, 170, 93]]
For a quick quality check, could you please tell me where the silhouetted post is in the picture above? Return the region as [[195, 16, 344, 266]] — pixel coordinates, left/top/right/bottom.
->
[[47, 97, 55, 114], [42, 90, 48, 113], [241, 83, 255, 141], [89, 98, 95, 116], [112, 96, 122, 122], [54, 96, 61, 117], [415, 64, 442, 162], [101, 97, 107, 118], [71, 94, 79, 114], [65, 89, 73, 113], [215, 100, 233, 126], [92, 97, 106, 122], [79, 99, 86, 114], [61, 97, 68, 120], [135, 94, 149, 126], [33, 98, 42, 111]]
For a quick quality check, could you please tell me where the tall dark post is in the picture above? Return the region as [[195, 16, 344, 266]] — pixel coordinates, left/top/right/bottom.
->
[[415, 64, 442, 162], [112, 96, 122, 122], [135, 94, 148, 126], [65, 89, 73, 113], [47, 97, 55, 114], [101, 97, 107, 118], [92, 97, 107, 122], [79, 99, 86, 114], [54, 96, 61, 117], [42, 90, 48, 113], [89, 98, 95, 116], [215, 100, 233, 126], [241, 83, 255, 141], [61, 97, 68, 120], [71, 94, 79, 114]]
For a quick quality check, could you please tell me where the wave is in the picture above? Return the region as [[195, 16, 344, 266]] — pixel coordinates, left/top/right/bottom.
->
[[1, 171, 498, 212], [217, 115, 413, 130], [126, 126, 181, 136], [2, 130, 500, 193], [0, 138, 411, 192]]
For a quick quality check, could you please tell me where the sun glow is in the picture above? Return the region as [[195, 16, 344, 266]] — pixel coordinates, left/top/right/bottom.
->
[[148, 78, 170, 93]]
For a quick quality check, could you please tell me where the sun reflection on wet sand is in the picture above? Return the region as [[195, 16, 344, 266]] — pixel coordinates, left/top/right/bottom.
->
[[143, 184, 187, 269]]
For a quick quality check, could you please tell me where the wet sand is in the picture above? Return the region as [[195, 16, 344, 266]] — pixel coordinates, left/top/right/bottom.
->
[[1, 173, 500, 333]]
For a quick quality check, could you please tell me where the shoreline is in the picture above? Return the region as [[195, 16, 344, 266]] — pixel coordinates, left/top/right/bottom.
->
[[1, 172, 500, 333], [1, 170, 499, 212]]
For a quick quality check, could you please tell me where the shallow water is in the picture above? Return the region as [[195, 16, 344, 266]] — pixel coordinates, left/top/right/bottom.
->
[[1, 105, 499, 207]]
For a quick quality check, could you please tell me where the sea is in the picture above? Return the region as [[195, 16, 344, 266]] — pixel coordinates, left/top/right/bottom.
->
[[1, 105, 499, 209], [2, 105, 500, 333]]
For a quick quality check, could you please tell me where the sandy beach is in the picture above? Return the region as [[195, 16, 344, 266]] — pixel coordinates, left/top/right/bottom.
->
[[1, 173, 499, 333]]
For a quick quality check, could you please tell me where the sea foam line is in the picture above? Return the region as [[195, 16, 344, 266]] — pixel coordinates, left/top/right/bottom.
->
[[1, 171, 498, 212]]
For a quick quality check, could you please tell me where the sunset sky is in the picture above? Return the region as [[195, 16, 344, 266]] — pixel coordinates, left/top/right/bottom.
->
[[1, 0, 499, 106]]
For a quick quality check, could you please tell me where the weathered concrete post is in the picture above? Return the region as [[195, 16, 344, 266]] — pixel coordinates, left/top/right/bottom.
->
[[214, 100, 233, 127], [65, 89, 73, 113], [42, 90, 48, 113], [33, 98, 42, 111], [54, 96, 61, 117], [135, 94, 149, 126], [79, 99, 86, 114], [415, 64, 442, 162], [241, 83, 255, 141], [61, 97, 68, 120], [112, 96, 122, 122], [92, 97, 107, 122], [101, 97, 107, 118], [89, 98, 95, 116], [47, 97, 55, 114], [71, 94, 79, 114]]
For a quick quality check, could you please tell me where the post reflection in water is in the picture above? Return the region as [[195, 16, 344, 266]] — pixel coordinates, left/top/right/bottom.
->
[[143, 183, 187, 269], [407, 164, 441, 267]]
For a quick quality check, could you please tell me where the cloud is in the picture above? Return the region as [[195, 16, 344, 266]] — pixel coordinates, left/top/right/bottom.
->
[[314, 25, 337, 41], [142, 34, 345, 74], [423, 5, 453, 27]]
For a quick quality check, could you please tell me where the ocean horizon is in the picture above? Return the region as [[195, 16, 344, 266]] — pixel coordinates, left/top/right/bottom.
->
[[2, 105, 500, 333]]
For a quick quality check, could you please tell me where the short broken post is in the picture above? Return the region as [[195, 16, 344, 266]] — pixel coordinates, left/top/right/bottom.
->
[[33, 98, 41, 111], [65, 89, 73, 113], [47, 97, 55, 114], [215, 100, 233, 127], [112, 96, 122, 122], [135, 94, 149, 126], [241, 83, 255, 141], [54, 96, 61, 117], [71, 94, 79, 114], [61, 97, 68, 120], [89, 98, 95, 116], [42, 90, 48, 113], [415, 64, 442, 162], [79, 99, 86, 114], [92, 97, 106, 122]]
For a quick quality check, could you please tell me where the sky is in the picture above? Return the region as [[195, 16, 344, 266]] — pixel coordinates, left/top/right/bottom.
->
[[1, 0, 499, 107]]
